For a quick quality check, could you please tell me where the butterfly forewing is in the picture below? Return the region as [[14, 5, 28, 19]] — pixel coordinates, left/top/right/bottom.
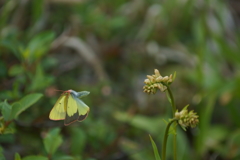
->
[[49, 94, 66, 120]]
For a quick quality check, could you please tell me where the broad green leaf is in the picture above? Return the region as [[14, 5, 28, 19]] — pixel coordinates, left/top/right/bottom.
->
[[0, 39, 19, 59], [22, 156, 48, 160], [28, 64, 54, 91], [1, 125, 15, 134], [70, 128, 87, 155], [25, 31, 55, 63], [196, 95, 217, 155], [114, 112, 166, 135], [206, 125, 229, 148], [0, 0, 15, 29], [14, 153, 21, 160], [1, 100, 12, 121], [43, 128, 63, 155], [149, 135, 161, 160], [226, 130, 240, 158], [52, 155, 75, 160], [30, 0, 44, 23], [11, 93, 43, 119], [8, 64, 24, 76]]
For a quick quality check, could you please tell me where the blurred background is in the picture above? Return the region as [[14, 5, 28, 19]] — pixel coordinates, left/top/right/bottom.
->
[[1, 0, 240, 160]]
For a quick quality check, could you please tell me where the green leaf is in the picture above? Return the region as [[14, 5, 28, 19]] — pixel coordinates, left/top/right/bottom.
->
[[114, 112, 167, 135], [149, 135, 161, 160], [52, 155, 75, 160], [11, 93, 43, 119], [173, 71, 177, 81], [28, 64, 54, 91], [1, 100, 12, 121], [70, 128, 87, 155], [43, 128, 63, 155], [169, 121, 178, 135], [1, 125, 15, 134], [8, 64, 24, 76], [30, 0, 44, 24], [0, 102, 3, 110], [14, 153, 21, 160], [180, 125, 187, 131], [0, 61, 7, 78], [182, 104, 189, 110], [166, 91, 172, 105], [0, 146, 6, 160], [25, 31, 55, 62], [22, 155, 48, 160]]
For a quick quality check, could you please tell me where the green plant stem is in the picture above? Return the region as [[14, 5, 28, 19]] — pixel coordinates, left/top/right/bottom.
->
[[166, 86, 176, 115], [173, 129, 177, 160], [162, 119, 177, 160], [167, 86, 177, 160]]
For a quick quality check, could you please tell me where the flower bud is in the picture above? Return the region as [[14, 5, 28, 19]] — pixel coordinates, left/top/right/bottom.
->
[[144, 79, 151, 84], [162, 76, 169, 82], [143, 69, 175, 94], [175, 107, 199, 129], [154, 69, 161, 77], [168, 74, 173, 83], [175, 111, 181, 119]]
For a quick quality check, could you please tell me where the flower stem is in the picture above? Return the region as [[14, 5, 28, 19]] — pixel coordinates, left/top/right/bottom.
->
[[166, 86, 176, 115], [162, 119, 177, 160], [173, 130, 177, 160], [166, 86, 177, 160]]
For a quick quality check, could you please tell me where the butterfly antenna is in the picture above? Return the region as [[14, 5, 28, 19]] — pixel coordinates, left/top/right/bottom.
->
[[54, 89, 65, 92]]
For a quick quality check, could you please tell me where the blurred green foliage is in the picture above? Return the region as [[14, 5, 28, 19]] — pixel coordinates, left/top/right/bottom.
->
[[1, 0, 240, 160]]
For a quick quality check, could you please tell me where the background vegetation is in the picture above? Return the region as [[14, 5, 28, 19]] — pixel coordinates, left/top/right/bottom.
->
[[1, 0, 240, 160]]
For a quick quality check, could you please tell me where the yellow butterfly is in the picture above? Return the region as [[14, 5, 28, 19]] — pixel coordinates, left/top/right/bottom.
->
[[49, 90, 90, 126]]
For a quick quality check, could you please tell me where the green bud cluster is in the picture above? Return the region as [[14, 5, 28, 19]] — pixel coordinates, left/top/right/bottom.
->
[[143, 69, 173, 94]]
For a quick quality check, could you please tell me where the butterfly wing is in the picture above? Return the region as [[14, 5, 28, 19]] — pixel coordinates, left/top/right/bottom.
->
[[76, 91, 90, 98], [64, 94, 79, 126], [49, 94, 66, 120], [75, 98, 90, 121]]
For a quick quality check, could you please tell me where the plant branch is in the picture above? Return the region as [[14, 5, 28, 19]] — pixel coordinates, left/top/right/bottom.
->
[[166, 85, 176, 115], [162, 119, 177, 160], [166, 85, 177, 160]]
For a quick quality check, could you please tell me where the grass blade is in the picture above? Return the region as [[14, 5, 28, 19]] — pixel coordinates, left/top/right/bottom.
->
[[149, 134, 162, 160]]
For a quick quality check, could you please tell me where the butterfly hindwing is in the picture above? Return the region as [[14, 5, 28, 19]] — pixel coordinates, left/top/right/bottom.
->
[[78, 114, 89, 121], [64, 111, 79, 125], [75, 97, 90, 121], [64, 94, 79, 125]]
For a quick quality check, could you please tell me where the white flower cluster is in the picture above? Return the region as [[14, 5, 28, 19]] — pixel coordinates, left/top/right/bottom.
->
[[175, 107, 199, 129], [143, 69, 173, 94]]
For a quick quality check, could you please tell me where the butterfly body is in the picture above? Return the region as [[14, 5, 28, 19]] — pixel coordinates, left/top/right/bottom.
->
[[49, 90, 90, 126]]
